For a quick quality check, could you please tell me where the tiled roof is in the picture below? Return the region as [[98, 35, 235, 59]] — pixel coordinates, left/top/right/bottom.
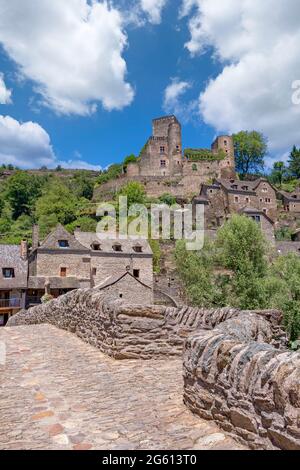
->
[[0, 245, 28, 289], [74, 232, 153, 255]]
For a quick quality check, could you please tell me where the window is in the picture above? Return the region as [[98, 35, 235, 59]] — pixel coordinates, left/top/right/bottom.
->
[[234, 196, 239, 203], [242, 186, 249, 191], [232, 185, 238, 190], [160, 146, 165, 154], [224, 140, 228, 146], [265, 198, 271, 203], [113, 244, 122, 252], [160, 160, 166, 168], [2, 268, 15, 279], [192, 164, 198, 171], [91, 243, 101, 251], [252, 216, 261, 223], [58, 240, 69, 248], [92, 268, 97, 276], [176, 145, 180, 151], [133, 269, 140, 279], [60, 267, 67, 277], [246, 197, 250, 203], [133, 245, 143, 253]]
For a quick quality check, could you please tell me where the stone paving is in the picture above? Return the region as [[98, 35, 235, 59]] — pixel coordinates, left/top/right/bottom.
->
[[0, 325, 246, 450]]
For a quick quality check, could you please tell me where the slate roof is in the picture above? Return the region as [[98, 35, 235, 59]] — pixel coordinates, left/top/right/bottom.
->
[[38, 224, 89, 252], [74, 232, 153, 255], [0, 245, 28, 289], [96, 271, 152, 290], [27, 276, 86, 290], [217, 178, 272, 194], [277, 190, 300, 202]]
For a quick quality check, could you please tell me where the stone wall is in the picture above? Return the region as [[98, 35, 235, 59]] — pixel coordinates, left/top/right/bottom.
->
[[183, 312, 300, 450]]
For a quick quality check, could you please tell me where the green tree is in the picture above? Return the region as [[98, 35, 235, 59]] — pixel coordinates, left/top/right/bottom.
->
[[66, 216, 97, 234], [288, 145, 300, 179], [269, 161, 287, 187], [35, 179, 81, 226], [5, 171, 43, 219], [117, 181, 146, 206], [70, 171, 94, 200], [233, 131, 267, 175], [159, 193, 177, 206]]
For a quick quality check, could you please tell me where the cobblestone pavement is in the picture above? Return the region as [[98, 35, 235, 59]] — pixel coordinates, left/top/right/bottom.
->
[[0, 325, 246, 450]]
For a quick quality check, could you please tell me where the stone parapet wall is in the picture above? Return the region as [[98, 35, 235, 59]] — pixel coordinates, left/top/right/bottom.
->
[[183, 312, 300, 450]]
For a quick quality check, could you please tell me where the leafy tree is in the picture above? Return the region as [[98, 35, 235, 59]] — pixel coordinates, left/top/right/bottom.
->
[[159, 193, 177, 206], [70, 171, 94, 200], [66, 217, 97, 234], [123, 154, 138, 168], [233, 131, 267, 175], [5, 171, 43, 219], [117, 181, 146, 206], [56, 165, 63, 172], [269, 161, 287, 187], [96, 164, 122, 186], [288, 145, 300, 179], [35, 179, 81, 225]]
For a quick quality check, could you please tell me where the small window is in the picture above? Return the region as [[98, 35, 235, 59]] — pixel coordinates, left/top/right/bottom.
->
[[176, 145, 180, 151], [192, 164, 198, 171], [58, 240, 69, 248], [113, 244, 122, 252], [234, 196, 239, 203], [232, 185, 238, 190], [3, 268, 15, 279], [246, 197, 250, 203], [133, 245, 143, 253], [92, 268, 97, 276], [160, 146, 165, 154], [60, 267, 67, 277], [91, 243, 101, 251], [224, 140, 228, 146], [160, 160, 166, 168], [133, 269, 140, 279], [242, 186, 249, 191]]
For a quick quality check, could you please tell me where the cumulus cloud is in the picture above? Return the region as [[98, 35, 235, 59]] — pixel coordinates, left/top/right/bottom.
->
[[163, 78, 197, 122], [0, 74, 12, 104], [0, 115, 100, 170], [0, 1, 134, 116], [181, 0, 300, 158], [140, 0, 168, 24]]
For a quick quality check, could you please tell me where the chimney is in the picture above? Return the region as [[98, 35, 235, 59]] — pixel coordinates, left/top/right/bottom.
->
[[32, 224, 40, 250], [20, 240, 28, 260]]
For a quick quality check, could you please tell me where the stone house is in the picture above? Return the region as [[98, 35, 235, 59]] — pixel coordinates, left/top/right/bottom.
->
[[194, 178, 278, 229], [0, 243, 28, 325], [277, 188, 300, 213], [97, 270, 153, 305], [27, 224, 153, 305], [238, 208, 275, 244], [94, 115, 236, 201]]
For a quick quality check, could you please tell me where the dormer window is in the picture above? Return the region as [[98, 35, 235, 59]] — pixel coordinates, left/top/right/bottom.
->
[[242, 186, 249, 191], [3, 268, 15, 279], [113, 244, 122, 252], [232, 185, 238, 190], [133, 245, 143, 253], [58, 240, 69, 248], [91, 243, 101, 251]]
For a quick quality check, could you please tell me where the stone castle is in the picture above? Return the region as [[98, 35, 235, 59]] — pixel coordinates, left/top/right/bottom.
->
[[94, 115, 236, 200]]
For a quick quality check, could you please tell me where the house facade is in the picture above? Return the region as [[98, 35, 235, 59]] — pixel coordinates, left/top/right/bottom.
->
[[0, 243, 28, 325], [194, 178, 278, 229], [26, 224, 154, 307], [278, 189, 300, 213]]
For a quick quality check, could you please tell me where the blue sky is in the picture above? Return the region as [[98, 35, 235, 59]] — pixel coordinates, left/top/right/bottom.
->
[[0, 0, 299, 170]]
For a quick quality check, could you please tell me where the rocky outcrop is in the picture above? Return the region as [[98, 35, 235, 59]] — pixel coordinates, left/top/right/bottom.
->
[[183, 312, 300, 450]]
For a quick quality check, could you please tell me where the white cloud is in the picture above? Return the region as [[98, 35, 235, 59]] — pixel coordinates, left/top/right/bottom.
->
[[0, 1, 134, 116], [163, 78, 197, 122], [140, 0, 168, 24], [0, 115, 100, 170], [181, 0, 300, 159], [0, 74, 12, 104]]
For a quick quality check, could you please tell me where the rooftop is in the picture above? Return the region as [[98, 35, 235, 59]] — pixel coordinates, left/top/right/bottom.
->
[[0, 245, 28, 289]]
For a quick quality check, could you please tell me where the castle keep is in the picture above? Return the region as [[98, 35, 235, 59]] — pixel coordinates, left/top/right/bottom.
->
[[94, 115, 236, 200]]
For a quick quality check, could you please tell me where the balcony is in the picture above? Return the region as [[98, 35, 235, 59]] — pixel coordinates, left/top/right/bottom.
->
[[0, 298, 22, 310]]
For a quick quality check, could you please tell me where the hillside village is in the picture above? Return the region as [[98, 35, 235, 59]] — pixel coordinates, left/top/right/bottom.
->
[[2, 115, 300, 327], [1, 117, 300, 451]]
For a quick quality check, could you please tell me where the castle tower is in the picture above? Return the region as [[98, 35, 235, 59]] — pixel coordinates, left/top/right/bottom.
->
[[211, 135, 236, 178]]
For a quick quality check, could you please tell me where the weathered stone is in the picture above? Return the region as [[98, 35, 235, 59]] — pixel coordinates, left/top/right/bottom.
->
[[230, 410, 257, 434], [268, 429, 300, 451]]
